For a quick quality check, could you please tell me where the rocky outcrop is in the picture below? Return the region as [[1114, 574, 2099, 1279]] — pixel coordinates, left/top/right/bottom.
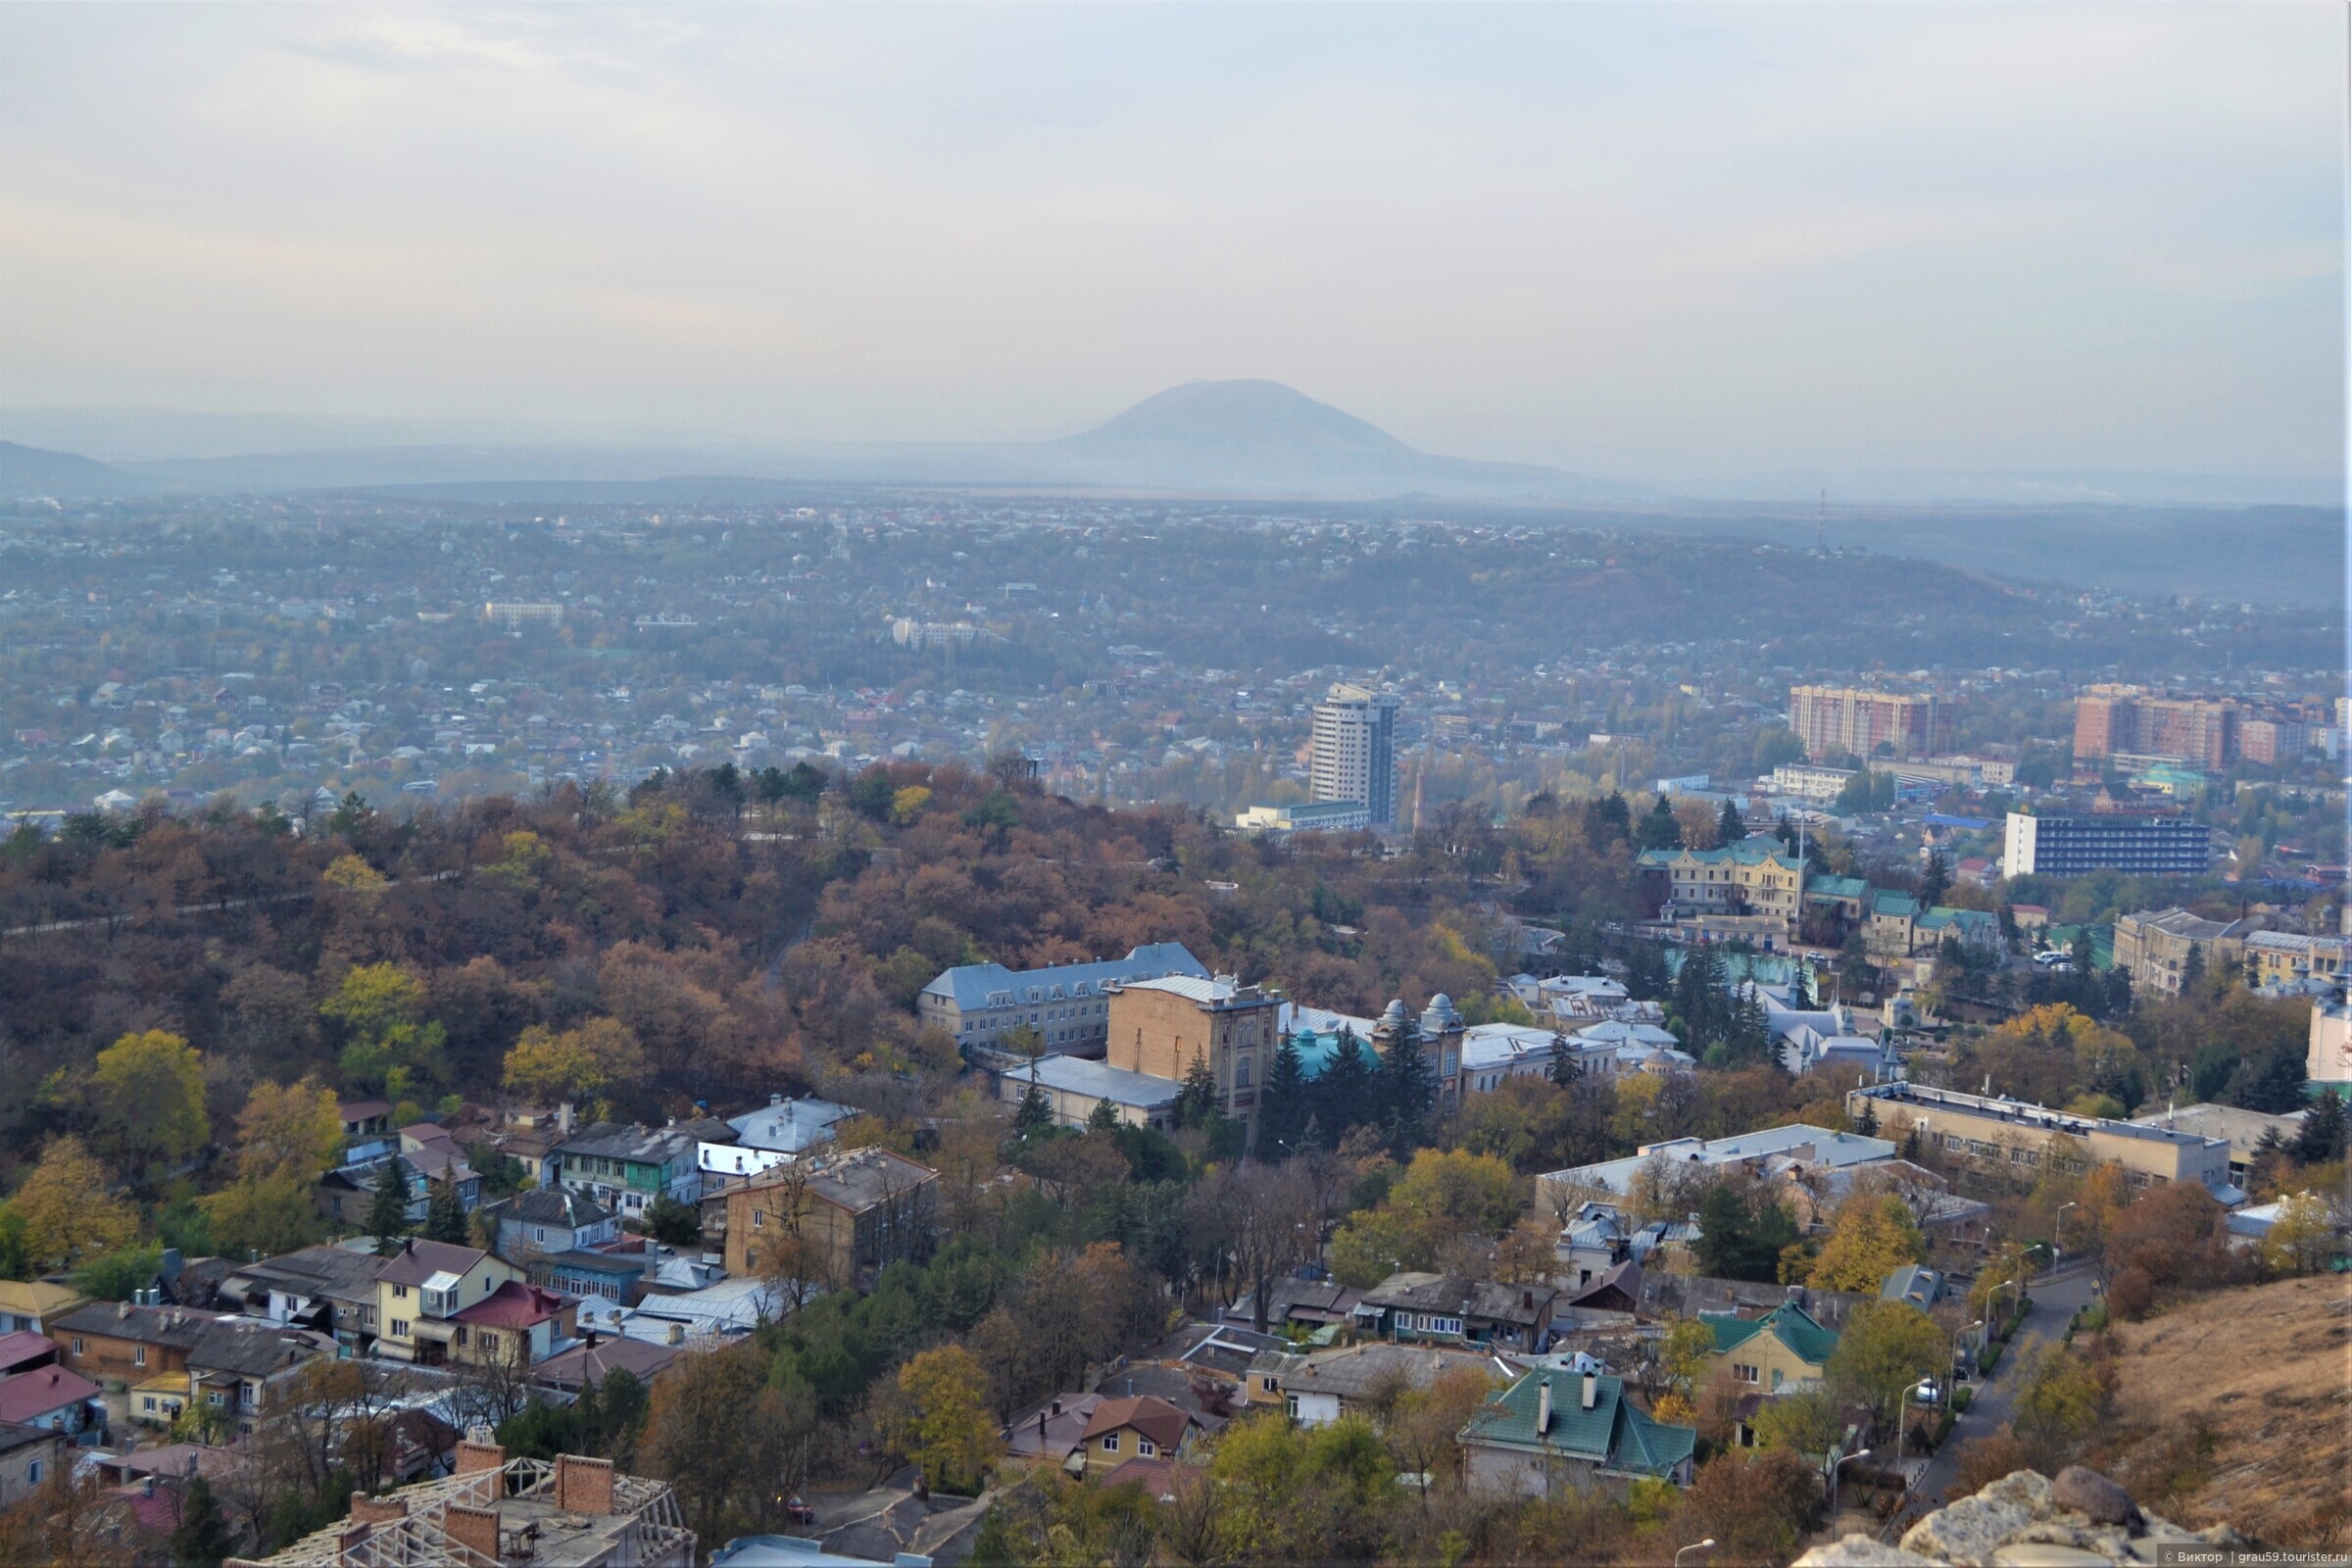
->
[[1794, 1468, 2249, 1567]]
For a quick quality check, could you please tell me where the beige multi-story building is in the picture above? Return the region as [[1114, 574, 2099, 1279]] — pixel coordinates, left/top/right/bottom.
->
[[1849, 1083, 2231, 1195], [2112, 908, 2260, 996], [2243, 930, 2347, 990], [1107, 974, 1284, 1127], [721, 1146, 939, 1290], [1635, 838, 1807, 928], [1788, 686, 1946, 760]]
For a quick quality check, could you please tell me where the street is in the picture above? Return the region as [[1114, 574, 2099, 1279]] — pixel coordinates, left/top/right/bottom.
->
[[1909, 1267, 2102, 1508]]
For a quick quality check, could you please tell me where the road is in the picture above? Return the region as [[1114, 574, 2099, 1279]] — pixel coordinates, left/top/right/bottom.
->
[[1910, 1266, 2102, 1509]]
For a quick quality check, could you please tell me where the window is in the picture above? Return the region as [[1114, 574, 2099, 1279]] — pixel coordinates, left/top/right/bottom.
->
[[533, 1227, 547, 1243], [1284, 1396, 1299, 1418], [207, 1390, 224, 1407], [24, 1460, 38, 1486], [1733, 1363, 1760, 1385], [1420, 1315, 1462, 1336], [1234, 1060, 1251, 1090], [1138, 1439, 1157, 1456], [753, 1209, 764, 1229], [455, 1328, 469, 1348], [393, 1284, 409, 1299], [391, 1319, 410, 1338], [71, 1339, 83, 1356], [142, 1396, 156, 1413], [1100, 1433, 1120, 1452], [1771, 1368, 1785, 1391], [1260, 1376, 1278, 1394], [134, 1347, 146, 1368]]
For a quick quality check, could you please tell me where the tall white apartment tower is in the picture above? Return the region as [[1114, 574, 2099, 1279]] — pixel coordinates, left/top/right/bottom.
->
[[1310, 683, 1401, 826]]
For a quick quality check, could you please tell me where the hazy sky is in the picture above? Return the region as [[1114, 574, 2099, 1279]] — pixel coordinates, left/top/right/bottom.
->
[[0, 3, 2340, 477]]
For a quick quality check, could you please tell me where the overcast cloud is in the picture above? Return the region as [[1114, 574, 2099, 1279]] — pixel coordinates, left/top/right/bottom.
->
[[0, 3, 2339, 478]]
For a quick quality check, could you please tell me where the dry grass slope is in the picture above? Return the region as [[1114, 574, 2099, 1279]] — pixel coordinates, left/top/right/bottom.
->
[[2100, 1274, 2352, 1547]]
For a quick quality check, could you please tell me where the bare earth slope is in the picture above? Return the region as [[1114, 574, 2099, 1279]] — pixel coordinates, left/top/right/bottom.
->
[[2101, 1274, 2351, 1546]]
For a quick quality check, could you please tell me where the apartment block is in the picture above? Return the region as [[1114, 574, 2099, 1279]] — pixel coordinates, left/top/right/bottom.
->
[[1310, 683, 1401, 826], [1787, 687, 1946, 761], [2001, 812, 2216, 879], [1847, 1082, 2231, 1195], [2073, 686, 2236, 768]]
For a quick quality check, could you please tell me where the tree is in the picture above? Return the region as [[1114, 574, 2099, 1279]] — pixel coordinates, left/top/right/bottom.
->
[[1693, 1181, 1800, 1283], [1806, 1193, 1928, 1293], [203, 1076, 344, 1258], [170, 1477, 237, 1568], [640, 1344, 816, 1545], [424, 1170, 468, 1244], [2259, 1192, 2339, 1276], [94, 1029, 210, 1174], [1919, 850, 1949, 909], [1686, 1447, 1821, 1564], [1374, 1019, 1435, 1153], [1717, 798, 1747, 845], [72, 1242, 164, 1303], [2008, 1337, 2111, 1472], [1326, 1149, 1517, 1287], [1637, 796, 1684, 851], [1826, 1300, 1949, 1432], [366, 1158, 411, 1254], [1258, 1032, 1310, 1155], [1176, 1050, 1220, 1128], [8, 1136, 139, 1269], [1750, 1386, 1847, 1458], [1320, 1028, 1378, 1135], [1011, 1072, 1054, 1139], [2292, 1089, 2345, 1165], [894, 1346, 1001, 1494], [319, 962, 447, 1095], [321, 854, 388, 895], [503, 1018, 646, 1107]]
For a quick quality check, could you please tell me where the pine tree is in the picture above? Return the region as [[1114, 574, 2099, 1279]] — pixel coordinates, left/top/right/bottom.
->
[[2293, 1088, 2345, 1164], [1376, 1021, 1435, 1153], [367, 1157, 412, 1255], [171, 1477, 236, 1568], [1012, 1074, 1054, 1138], [1258, 1032, 1310, 1154], [1625, 942, 1671, 1002], [424, 1169, 467, 1244], [1855, 1096, 1880, 1138], [1920, 851, 1950, 909], [1717, 798, 1746, 845], [1637, 796, 1683, 850], [1176, 1050, 1220, 1129], [1322, 1029, 1377, 1135], [1548, 1033, 1576, 1088]]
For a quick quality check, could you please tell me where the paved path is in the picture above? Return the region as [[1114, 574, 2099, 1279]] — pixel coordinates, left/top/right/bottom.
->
[[1910, 1268, 2101, 1509]]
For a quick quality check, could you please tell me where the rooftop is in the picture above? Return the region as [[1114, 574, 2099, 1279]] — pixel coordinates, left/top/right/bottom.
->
[[1006, 1054, 1183, 1111], [919, 943, 1206, 1010]]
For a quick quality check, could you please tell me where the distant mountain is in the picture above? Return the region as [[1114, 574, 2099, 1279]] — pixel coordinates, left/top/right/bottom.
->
[[0, 441, 153, 498]]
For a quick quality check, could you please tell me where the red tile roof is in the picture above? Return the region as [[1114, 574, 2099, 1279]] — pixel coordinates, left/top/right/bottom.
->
[[1080, 1395, 1192, 1454], [0, 1365, 101, 1424], [451, 1281, 567, 1330]]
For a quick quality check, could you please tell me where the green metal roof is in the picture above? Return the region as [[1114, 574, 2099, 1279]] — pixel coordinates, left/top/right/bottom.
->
[[1699, 1301, 1841, 1369], [1459, 1371, 1695, 1480]]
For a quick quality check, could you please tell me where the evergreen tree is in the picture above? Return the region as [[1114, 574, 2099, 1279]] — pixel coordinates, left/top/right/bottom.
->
[[1582, 791, 1632, 847], [2179, 943, 2206, 996], [366, 1157, 412, 1255], [1086, 1097, 1120, 1132], [171, 1478, 236, 1568], [1258, 1032, 1310, 1154], [1625, 941, 1671, 1002], [2293, 1088, 2345, 1164], [1854, 1096, 1879, 1138], [1176, 1050, 1220, 1129], [1011, 1074, 1054, 1138], [1919, 851, 1949, 908], [1547, 1033, 1576, 1088], [1375, 1021, 1435, 1153], [1321, 1028, 1377, 1135], [1717, 798, 1746, 845], [1637, 796, 1684, 851], [2226, 1041, 2309, 1115], [424, 1169, 468, 1244]]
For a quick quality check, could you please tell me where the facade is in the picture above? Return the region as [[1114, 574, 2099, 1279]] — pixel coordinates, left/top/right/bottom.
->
[[231, 1441, 694, 1568], [219, 1245, 388, 1352], [1355, 1272, 1556, 1353], [0, 1366, 101, 1435], [917, 943, 1208, 1056], [2001, 812, 2216, 879], [374, 1242, 524, 1365], [1849, 1082, 2232, 1194], [1788, 687, 1946, 761], [1700, 1301, 1838, 1394], [1768, 763, 1858, 803], [483, 601, 565, 629], [2113, 908, 2259, 996], [0, 1283, 86, 1338], [1275, 1342, 1505, 1428], [53, 1301, 212, 1385], [0, 1422, 65, 1509], [2244, 931, 2348, 990], [449, 1283, 575, 1368], [1079, 1396, 1202, 1478], [2125, 1102, 2306, 1187], [995, 1054, 1183, 1132], [554, 1123, 708, 1217], [482, 1188, 620, 1263], [1234, 800, 1373, 834], [722, 1147, 940, 1290], [1460, 1369, 1696, 1494], [699, 1095, 861, 1182], [1309, 683, 1401, 826], [2310, 990, 2352, 1086], [1635, 836, 1806, 926], [2073, 687, 2236, 768], [1106, 974, 1284, 1127]]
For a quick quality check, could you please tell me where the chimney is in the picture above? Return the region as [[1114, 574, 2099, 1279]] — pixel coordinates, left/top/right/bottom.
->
[[349, 1495, 409, 1526], [454, 1436, 507, 1476], [142, 1477, 156, 1498], [771, 1094, 784, 1107], [443, 1504, 500, 1562], [1050, 1398, 1061, 1417], [1581, 1371, 1599, 1411], [1536, 1377, 1552, 1434], [553, 1454, 615, 1515]]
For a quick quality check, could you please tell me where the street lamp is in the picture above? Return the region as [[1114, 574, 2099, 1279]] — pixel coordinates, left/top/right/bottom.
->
[[1898, 1377, 1940, 1455], [1830, 1447, 1873, 1516], [1676, 1541, 1718, 1567], [2055, 1200, 2078, 1258]]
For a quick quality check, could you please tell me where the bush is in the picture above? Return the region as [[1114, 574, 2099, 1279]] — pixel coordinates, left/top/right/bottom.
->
[[2076, 1302, 2108, 1335], [1978, 1344, 2002, 1377], [1951, 1386, 1974, 1413], [2108, 1265, 2154, 1321]]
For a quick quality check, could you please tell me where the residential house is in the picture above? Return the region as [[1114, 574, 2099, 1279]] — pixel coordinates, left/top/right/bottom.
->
[[1881, 1266, 1947, 1309], [0, 1331, 59, 1378], [218, 1244, 387, 1352], [338, 1099, 394, 1140], [555, 1122, 710, 1219], [0, 1282, 85, 1338], [1460, 1369, 1696, 1494], [317, 1150, 476, 1231], [1867, 892, 1924, 958], [699, 1096, 860, 1182], [373, 1240, 524, 1365], [0, 1421, 66, 1507], [1080, 1396, 1205, 1478], [1558, 1261, 1644, 1318], [1276, 1343, 1506, 1428], [185, 1323, 337, 1439], [532, 1336, 680, 1398], [1003, 1393, 1103, 1474], [450, 1283, 575, 1368], [1916, 907, 2000, 956], [1636, 837, 1807, 930], [1539, 1124, 1895, 1210], [721, 1148, 940, 1290], [1355, 1273, 1556, 1353], [530, 1250, 645, 1304], [1245, 1276, 1366, 1337], [0, 1366, 101, 1436], [1699, 1301, 1840, 1395], [53, 1300, 212, 1384], [483, 1188, 620, 1262]]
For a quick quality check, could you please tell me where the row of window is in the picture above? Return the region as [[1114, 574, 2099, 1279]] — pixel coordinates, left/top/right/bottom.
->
[[1097, 1431, 1159, 1456]]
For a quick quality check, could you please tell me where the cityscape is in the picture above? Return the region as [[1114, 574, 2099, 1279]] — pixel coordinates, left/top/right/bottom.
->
[[0, 7, 2340, 1568]]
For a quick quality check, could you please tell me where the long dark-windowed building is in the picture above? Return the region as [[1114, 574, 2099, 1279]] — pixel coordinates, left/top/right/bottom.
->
[[919, 943, 1208, 1058], [2001, 811, 2217, 879]]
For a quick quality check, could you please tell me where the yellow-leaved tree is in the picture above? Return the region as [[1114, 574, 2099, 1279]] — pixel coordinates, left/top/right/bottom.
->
[[1806, 1192, 1928, 1293], [204, 1077, 345, 1257], [893, 1345, 1001, 1494], [503, 1017, 646, 1106], [93, 1029, 209, 1173], [10, 1137, 140, 1269]]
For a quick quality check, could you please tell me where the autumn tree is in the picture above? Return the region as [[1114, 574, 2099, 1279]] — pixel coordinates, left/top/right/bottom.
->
[[1685, 1446, 1821, 1564], [319, 962, 446, 1097], [503, 1017, 646, 1108], [2259, 1192, 2339, 1276], [640, 1345, 816, 1544], [1326, 1148, 1517, 1288], [894, 1345, 1001, 1494], [1826, 1300, 1949, 1433], [1806, 1192, 1928, 1293], [7, 1136, 139, 1269], [204, 1077, 343, 1258], [93, 1029, 209, 1174]]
